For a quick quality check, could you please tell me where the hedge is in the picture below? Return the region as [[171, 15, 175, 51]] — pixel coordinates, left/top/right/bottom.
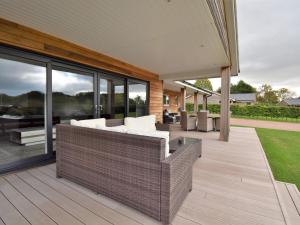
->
[[186, 103, 300, 119]]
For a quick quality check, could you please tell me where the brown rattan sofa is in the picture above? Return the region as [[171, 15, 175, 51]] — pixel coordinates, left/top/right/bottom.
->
[[56, 119, 193, 225]]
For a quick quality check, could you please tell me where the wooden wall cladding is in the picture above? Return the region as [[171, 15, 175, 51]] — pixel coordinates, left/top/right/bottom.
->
[[163, 89, 181, 113], [150, 80, 163, 122], [0, 18, 163, 122]]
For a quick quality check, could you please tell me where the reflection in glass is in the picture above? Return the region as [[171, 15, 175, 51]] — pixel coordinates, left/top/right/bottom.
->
[[99, 77, 125, 119], [163, 95, 169, 105], [0, 58, 46, 166], [52, 69, 94, 123], [128, 80, 147, 117]]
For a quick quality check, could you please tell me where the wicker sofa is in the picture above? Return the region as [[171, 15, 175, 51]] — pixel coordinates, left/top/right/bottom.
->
[[56, 119, 193, 225]]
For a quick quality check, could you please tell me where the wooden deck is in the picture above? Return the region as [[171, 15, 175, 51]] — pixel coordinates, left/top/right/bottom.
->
[[0, 127, 288, 225]]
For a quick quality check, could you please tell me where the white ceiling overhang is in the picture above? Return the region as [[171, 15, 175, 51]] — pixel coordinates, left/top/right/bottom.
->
[[0, 0, 238, 80]]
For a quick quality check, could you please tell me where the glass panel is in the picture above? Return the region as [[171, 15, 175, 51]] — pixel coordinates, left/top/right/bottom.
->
[[113, 79, 125, 119], [163, 95, 169, 105], [52, 69, 94, 123], [128, 80, 147, 117], [99, 78, 111, 118], [99, 77, 125, 119], [0, 58, 47, 166], [52, 69, 94, 151]]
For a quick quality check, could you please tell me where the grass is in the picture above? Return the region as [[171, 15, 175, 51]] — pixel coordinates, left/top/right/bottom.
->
[[232, 115, 300, 123], [256, 128, 300, 190]]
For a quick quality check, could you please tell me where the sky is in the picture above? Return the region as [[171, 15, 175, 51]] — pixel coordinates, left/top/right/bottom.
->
[[208, 0, 300, 96], [0, 58, 145, 99]]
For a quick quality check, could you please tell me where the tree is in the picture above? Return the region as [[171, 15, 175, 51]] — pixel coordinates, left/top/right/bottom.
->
[[231, 80, 256, 94], [257, 84, 278, 104], [277, 88, 295, 101], [216, 80, 256, 94], [194, 79, 213, 91]]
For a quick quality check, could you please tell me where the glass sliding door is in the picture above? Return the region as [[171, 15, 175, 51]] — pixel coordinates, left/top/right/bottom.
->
[[52, 67, 95, 123], [99, 75, 125, 119], [0, 57, 47, 166], [128, 80, 148, 117], [52, 67, 95, 150]]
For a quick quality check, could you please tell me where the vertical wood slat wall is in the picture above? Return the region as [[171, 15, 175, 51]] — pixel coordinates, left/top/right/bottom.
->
[[0, 18, 163, 122], [163, 89, 181, 113]]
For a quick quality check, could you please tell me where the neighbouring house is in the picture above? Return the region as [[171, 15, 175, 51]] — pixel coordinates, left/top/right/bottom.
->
[[199, 92, 235, 105], [280, 98, 300, 107], [230, 93, 257, 104]]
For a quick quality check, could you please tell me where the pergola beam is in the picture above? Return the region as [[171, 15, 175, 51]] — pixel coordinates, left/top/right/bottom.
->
[[219, 67, 231, 142]]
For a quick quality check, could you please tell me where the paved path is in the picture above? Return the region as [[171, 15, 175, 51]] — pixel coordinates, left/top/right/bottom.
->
[[231, 118, 300, 131]]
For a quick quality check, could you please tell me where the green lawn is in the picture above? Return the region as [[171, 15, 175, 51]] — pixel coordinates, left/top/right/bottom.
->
[[256, 128, 300, 190], [232, 115, 300, 123]]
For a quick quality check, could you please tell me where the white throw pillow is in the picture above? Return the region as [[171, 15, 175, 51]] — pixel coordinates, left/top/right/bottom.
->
[[124, 115, 156, 132], [98, 125, 128, 133]]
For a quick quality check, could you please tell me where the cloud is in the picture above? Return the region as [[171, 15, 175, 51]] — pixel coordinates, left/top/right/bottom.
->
[[235, 0, 300, 95], [52, 70, 93, 95], [0, 58, 46, 96]]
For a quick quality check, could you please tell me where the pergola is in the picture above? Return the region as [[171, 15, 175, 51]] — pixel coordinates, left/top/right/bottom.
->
[[0, 0, 239, 141]]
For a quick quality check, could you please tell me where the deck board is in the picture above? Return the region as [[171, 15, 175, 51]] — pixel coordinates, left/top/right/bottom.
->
[[0, 191, 30, 225], [16, 171, 112, 225], [0, 127, 287, 225], [4, 174, 83, 225], [0, 177, 56, 225]]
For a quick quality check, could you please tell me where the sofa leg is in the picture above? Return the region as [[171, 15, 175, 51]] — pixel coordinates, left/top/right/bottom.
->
[[189, 188, 192, 192]]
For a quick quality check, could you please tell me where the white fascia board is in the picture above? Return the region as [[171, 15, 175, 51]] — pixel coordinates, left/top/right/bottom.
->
[[224, 0, 240, 75]]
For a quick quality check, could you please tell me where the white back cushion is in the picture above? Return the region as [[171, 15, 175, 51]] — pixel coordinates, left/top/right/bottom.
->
[[80, 118, 106, 128], [97, 125, 127, 133], [127, 129, 170, 158], [70, 119, 81, 126], [70, 118, 106, 129], [124, 115, 156, 132]]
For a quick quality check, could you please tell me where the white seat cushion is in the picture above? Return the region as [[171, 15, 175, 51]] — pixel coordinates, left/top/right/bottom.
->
[[124, 115, 156, 132]]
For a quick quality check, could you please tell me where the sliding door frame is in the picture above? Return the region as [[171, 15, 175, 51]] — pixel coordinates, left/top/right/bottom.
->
[[0, 46, 53, 174], [97, 72, 127, 119]]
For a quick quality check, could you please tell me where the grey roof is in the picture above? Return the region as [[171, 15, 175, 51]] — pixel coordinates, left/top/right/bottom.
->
[[230, 93, 256, 102], [282, 98, 300, 106]]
